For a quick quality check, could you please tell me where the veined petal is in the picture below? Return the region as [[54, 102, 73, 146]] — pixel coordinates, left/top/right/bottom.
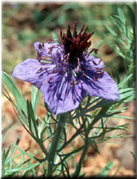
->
[[34, 42, 64, 59], [12, 59, 54, 89], [81, 70, 120, 101], [34, 42, 57, 52], [85, 55, 104, 70], [41, 72, 86, 115]]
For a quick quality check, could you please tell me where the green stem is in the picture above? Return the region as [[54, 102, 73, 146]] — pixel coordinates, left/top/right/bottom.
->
[[72, 145, 88, 177], [72, 115, 89, 177], [47, 115, 66, 176]]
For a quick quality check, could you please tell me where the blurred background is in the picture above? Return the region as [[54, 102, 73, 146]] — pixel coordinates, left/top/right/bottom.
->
[[2, 2, 135, 176]]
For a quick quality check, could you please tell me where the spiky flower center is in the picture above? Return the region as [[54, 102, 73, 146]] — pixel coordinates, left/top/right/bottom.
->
[[60, 21, 96, 65]]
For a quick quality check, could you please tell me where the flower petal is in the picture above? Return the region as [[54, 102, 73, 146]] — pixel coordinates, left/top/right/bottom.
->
[[34, 42, 56, 52], [85, 55, 104, 70], [80, 70, 120, 101], [12, 59, 48, 88], [40, 72, 86, 115], [34, 42, 64, 58]]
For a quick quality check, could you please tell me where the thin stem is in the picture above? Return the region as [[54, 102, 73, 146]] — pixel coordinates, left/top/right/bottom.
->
[[72, 145, 88, 177], [72, 113, 89, 177], [47, 114, 66, 176]]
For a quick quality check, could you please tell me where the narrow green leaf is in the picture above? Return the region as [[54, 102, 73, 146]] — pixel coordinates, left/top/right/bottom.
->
[[119, 88, 134, 93], [10, 142, 35, 160], [90, 138, 100, 154], [2, 71, 27, 114], [113, 65, 120, 84], [61, 3, 82, 10], [2, 125, 15, 142], [62, 162, 70, 177], [113, 163, 122, 176], [5, 146, 11, 160], [40, 125, 47, 141], [118, 74, 133, 88], [5, 162, 39, 173], [130, 151, 136, 160], [27, 100, 39, 138], [40, 60, 52, 63], [112, 15, 126, 34], [104, 24, 117, 36], [58, 143, 89, 165], [27, 100, 32, 132], [31, 85, 36, 110], [2, 85, 28, 124], [34, 89, 41, 113], [57, 120, 86, 152], [126, 4, 135, 28], [113, 115, 134, 120], [52, 32, 58, 44], [2, 149, 6, 175], [98, 161, 115, 176], [112, 44, 126, 58], [118, 8, 126, 23]]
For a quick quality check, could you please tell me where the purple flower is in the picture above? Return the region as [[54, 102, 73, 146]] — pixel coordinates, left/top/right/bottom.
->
[[12, 22, 120, 116]]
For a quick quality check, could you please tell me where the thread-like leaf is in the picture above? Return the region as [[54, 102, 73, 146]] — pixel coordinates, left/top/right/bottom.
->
[[2, 71, 27, 114], [98, 161, 115, 176]]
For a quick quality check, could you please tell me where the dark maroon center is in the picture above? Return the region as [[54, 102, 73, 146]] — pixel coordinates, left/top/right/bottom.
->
[[60, 21, 95, 64]]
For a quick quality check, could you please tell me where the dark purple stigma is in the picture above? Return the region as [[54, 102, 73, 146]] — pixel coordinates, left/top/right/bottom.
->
[[60, 21, 95, 65]]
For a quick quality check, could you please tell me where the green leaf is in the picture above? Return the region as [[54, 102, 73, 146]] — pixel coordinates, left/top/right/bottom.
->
[[61, 3, 82, 10], [34, 89, 41, 113], [31, 86, 41, 116], [27, 100, 39, 138], [98, 161, 115, 176], [31, 85, 36, 110], [104, 24, 117, 36], [57, 119, 87, 152], [40, 60, 52, 63], [113, 163, 122, 176], [5, 136, 22, 164], [126, 4, 135, 28], [2, 71, 27, 114], [112, 44, 126, 58], [52, 32, 58, 43], [5, 162, 39, 173], [62, 162, 71, 177], [2, 150, 6, 175], [4, 146, 11, 161], [10, 142, 36, 160], [112, 15, 126, 34], [113, 65, 120, 84], [118, 74, 133, 88], [113, 115, 134, 120], [58, 143, 89, 165], [118, 8, 126, 23], [2, 125, 15, 142], [130, 151, 136, 160]]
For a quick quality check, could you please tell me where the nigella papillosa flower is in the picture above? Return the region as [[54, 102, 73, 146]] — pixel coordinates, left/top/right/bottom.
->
[[12, 22, 120, 115]]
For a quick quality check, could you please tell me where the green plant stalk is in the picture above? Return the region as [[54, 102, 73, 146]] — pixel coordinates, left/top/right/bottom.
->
[[47, 115, 66, 176], [72, 145, 88, 177], [72, 112, 89, 177]]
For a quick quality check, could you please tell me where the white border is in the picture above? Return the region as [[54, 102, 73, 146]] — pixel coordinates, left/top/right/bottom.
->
[[1, 0, 137, 3]]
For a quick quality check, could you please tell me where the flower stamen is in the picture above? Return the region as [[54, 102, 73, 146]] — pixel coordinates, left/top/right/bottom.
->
[[60, 21, 95, 66]]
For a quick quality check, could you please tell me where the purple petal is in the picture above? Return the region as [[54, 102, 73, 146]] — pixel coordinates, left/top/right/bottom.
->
[[81, 70, 120, 101], [12, 59, 48, 88], [40, 72, 86, 115], [34, 42, 57, 52], [85, 55, 104, 70], [34, 42, 64, 58]]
